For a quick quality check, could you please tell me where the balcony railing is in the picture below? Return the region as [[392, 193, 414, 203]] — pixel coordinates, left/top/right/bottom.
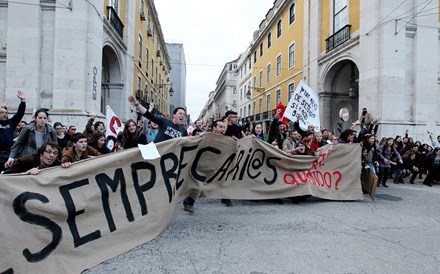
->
[[107, 6, 124, 38], [325, 25, 351, 52]]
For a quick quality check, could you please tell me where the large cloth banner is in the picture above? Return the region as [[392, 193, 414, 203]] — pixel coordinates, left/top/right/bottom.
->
[[283, 81, 321, 130], [0, 134, 362, 273]]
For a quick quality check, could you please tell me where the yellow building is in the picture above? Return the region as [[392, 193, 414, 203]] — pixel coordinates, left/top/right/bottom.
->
[[133, 0, 172, 116], [249, 1, 304, 129], [249, 0, 439, 139]]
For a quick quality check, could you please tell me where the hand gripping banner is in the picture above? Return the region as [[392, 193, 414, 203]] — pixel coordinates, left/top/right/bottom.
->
[[0, 134, 362, 273]]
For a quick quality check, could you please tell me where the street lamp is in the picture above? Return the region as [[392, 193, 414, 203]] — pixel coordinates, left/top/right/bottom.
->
[[247, 86, 265, 99], [154, 83, 174, 96]]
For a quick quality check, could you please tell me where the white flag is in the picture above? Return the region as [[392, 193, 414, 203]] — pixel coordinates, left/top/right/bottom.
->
[[283, 81, 320, 131], [105, 106, 124, 150]]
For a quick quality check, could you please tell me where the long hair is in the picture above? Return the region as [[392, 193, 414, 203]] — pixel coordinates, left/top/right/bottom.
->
[[122, 119, 140, 149], [88, 132, 106, 149]]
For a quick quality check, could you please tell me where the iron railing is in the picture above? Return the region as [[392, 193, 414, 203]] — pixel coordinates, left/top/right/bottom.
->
[[107, 6, 124, 38], [325, 25, 351, 52]]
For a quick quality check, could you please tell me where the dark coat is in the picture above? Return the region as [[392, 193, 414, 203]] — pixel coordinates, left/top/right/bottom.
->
[[3, 154, 60, 174]]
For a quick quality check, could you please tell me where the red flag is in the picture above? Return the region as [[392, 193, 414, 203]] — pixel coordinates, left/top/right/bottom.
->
[[276, 102, 289, 129]]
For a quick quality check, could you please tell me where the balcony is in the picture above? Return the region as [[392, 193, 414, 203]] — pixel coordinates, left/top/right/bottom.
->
[[107, 6, 124, 38], [325, 25, 351, 52]]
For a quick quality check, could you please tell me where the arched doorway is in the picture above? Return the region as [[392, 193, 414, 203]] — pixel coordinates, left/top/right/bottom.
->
[[320, 60, 359, 134], [101, 45, 123, 116]]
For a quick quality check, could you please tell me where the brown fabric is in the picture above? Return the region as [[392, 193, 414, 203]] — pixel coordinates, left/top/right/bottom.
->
[[0, 133, 363, 273], [61, 146, 101, 163]]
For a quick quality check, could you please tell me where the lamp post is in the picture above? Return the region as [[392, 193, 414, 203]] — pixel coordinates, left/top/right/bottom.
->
[[246, 86, 265, 99], [154, 83, 174, 96]]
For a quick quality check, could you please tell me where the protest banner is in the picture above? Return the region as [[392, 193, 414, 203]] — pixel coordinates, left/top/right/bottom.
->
[[105, 105, 123, 151], [283, 81, 320, 130], [0, 134, 362, 273]]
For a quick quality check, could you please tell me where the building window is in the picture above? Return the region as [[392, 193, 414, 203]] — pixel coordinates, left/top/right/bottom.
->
[[267, 64, 271, 82], [253, 76, 257, 89], [248, 57, 251, 69], [266, 95, 271, 112], [277, 19, 282, 38], [259, 71, 263, 87], [260, 42, 263, 57], [288, 43, 295, 68], [137, 76, 142, 93], [233, 87, 237, 94], [289, 3, 296, 25], [140, 0, 144, 13], [138, 34, 143, 66], [259, 98, 263, 114], [155, 66, 158, 83], [276, 90, 281, 105], [248, 104, 251, 116], [276, 55, 282, 76], [151, 59, 154, 78], [233, 100, 237, 108], [334, 0, 348, 32], [110, 0, 119, 13], [254, 51, 257, 63], [267, 32, 272, 48], [240, 88, 243, 100], [253, 102, 256, 115], [145, 48, 149, 71], [288, 83, 295, 101]]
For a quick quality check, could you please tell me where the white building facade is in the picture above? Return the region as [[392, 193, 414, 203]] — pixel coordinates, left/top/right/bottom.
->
[[0, 0, 136, 129], [166, 43, 186, 115], [306, 0, 439, 140]]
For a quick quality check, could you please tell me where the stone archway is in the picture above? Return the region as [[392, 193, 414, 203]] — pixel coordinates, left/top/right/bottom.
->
[[101, 45, 123, 116], [320, 60, 359, 134]]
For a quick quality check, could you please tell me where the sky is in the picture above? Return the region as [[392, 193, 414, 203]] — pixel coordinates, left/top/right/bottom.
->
[[155, 0, 274, 120]]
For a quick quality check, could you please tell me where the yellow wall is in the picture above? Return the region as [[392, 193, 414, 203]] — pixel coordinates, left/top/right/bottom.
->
[[320, 0, 330, 53], [349, 0, 360, 33], [251, 1, 304, 113], [320, 0, 359, 52], [132, 0, 170, 115]]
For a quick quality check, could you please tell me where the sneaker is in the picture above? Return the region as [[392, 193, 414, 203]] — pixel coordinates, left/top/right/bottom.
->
[[423, 182, 433, 187], [183, 202, 195, 213], [221, 199, 232, 206]]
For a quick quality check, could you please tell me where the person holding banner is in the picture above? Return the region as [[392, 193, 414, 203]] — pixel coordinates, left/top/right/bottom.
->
[[182, 120, 226, 213], [267, 109, 287, 149], [223, 110, 246, 140], [5, 108, 57, 169], [3, 142, 70, 175], [61, 133, 101, 164], [0, 90, 26, 172], [128, 96, 188, 143]]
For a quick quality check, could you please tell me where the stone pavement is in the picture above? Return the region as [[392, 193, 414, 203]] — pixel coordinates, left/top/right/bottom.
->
[[85, 179, 440, 274]]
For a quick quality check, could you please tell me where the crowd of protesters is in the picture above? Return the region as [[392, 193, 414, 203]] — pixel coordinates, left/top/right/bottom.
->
[[1, 92, 440, 210]]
